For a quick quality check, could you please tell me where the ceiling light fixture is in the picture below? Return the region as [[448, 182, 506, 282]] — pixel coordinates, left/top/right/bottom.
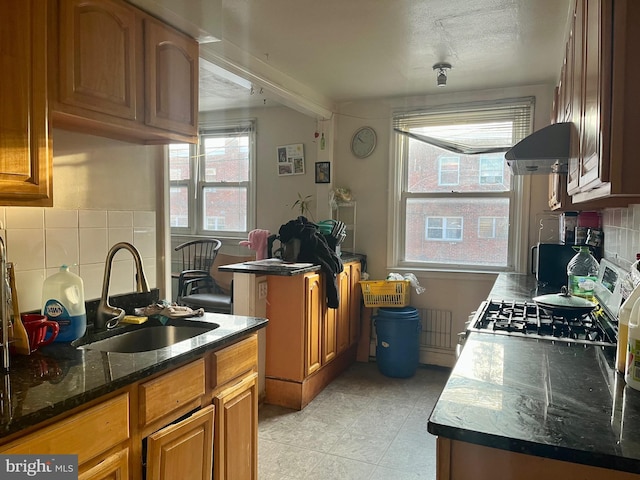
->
[[432, 63, 452, 87]]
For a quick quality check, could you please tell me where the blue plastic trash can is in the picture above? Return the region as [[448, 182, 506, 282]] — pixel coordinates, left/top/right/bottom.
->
[[374, 306, 421, 378]]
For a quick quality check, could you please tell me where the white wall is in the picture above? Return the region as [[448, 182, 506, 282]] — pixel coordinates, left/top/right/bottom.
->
[[0, 130, 163, 312], [199, 107, 329, 238], [333, 85, 555, 366]]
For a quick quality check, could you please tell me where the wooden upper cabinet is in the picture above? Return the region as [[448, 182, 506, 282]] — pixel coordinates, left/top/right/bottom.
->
[[0, 0, 53, 206], [564, 0, 640, 204], [51, 0, 198, 144], [144, 18, 199, 136], [58, 0, 138, 121]]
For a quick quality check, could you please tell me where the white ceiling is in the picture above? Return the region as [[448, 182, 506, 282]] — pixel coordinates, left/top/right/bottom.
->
[[193, 0, 573, 114]]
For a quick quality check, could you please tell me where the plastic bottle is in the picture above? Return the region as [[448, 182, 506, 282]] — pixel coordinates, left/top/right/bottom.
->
[[41, 265, 86, 342], [625, 296, 640, 391], [617, 284, 640, 373], [566, 246, 599, 301]]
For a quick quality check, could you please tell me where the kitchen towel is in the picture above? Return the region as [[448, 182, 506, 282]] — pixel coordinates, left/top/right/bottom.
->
[[239, 229, 271, 260]]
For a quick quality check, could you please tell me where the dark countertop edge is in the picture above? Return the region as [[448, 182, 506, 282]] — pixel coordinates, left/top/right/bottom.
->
[[426, 423, 639, 475], [0, 320, 268, 439]]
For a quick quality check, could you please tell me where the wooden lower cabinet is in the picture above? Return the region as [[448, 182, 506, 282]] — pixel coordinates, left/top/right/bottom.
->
[[79, 448, 129, 480], [213, 373, 258, 480], [265, 261, 362, 410], [0, 333, 261, 480], [437, 437, 640, 480], [146, 405, 214, 480]]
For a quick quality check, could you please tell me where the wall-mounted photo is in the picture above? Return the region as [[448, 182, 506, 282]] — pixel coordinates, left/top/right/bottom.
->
[[277, 143, 305, 176], [315, 162, 330, 183]]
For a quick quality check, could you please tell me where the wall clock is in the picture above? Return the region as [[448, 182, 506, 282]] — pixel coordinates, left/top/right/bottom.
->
[[350, 126, 377, 158]]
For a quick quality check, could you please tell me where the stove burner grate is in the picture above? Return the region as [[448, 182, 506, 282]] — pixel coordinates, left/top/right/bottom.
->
[[469, 299, 615, 346]]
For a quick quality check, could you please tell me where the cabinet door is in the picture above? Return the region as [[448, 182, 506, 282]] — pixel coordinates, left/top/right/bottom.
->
[[213, 373, 258, 480], [146, 405, 215, 480], [78, 448, 129, 480], [57, 0, 139, 121], [349, 262, 363, 345], [579, 0, 611, 191], [144, 17, 198, 136], [305, 273, 323, 376], [324, 303, 337, 364], [0, 0, 53, 206], [336, 270, 351, 354], [567, 0, 584, 195]]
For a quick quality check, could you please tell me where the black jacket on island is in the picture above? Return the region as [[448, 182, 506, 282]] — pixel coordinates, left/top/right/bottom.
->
[[278, 216, 344, 308]]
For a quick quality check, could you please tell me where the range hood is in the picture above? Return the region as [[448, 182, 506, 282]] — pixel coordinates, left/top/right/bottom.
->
[[505, 122, 573, 175]]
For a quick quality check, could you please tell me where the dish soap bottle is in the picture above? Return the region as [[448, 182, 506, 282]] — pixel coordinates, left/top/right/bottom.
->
[[566, 246, 599, 300], [42, 265, 87, 342], [617, 284, 640, 374]]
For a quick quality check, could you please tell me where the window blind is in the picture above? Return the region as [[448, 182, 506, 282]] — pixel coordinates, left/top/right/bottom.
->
[[393, 97, 534, 155]]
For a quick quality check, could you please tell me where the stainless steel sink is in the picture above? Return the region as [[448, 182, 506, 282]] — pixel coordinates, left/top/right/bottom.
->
[[77, 323, 219, 353]]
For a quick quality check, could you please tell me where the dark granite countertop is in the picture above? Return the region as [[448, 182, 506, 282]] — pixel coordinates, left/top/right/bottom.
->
[[0, 312, 267, 439], [219, 253, 365, 276], [428, 273, 640, 474]]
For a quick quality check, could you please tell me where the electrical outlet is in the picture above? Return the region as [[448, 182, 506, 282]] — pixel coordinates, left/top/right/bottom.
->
[[258, 281, 268, 299]]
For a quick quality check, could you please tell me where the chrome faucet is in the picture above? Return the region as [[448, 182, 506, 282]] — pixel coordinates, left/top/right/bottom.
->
[[96, 242, 149, 330]]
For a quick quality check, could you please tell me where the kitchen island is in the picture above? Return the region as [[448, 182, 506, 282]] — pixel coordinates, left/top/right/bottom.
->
[[220, 254, 366, 409], [0, 311, 268, 480], [428, 273, 640, 478]]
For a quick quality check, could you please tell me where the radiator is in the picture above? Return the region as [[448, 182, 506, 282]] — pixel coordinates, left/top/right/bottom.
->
[[419, 308, 453, 350]]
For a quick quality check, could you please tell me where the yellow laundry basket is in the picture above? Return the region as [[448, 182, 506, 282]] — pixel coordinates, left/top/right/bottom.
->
[[359, 280, 410, 308]]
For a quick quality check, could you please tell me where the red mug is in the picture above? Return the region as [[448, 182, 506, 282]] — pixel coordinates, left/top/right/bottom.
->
[[21, 314, 60, 352]]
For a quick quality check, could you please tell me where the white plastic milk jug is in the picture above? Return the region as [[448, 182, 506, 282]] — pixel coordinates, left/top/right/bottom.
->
[[42, 265, 87, 342]]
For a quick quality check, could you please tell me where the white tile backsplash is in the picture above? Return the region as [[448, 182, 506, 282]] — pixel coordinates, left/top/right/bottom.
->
[[7, 229, 46, 271], [6, 207, 44, 229], [108, 227, 133, 246], [603, 205, 640, 268], [5, 209, 156, 309], [110, 259, 134, 295], [45, 228, 80, 268], [79, 228, 108, 265], [79, 210, 107, 228], [134, 211, 156, 228], [108, 211, 133, 228], [79, 263, 105, 300], [134, 227, 156, 258], [45, 209, 78, 229]]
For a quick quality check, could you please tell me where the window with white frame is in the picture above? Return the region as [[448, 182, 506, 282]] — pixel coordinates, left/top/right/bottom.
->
[[168, 121, 255, 237], [426, 217, 463, 241], [479, 156, 505, 185], [438, 157, 460, 185], [478, 216, 508, 239], [392, 98, 533, 269]]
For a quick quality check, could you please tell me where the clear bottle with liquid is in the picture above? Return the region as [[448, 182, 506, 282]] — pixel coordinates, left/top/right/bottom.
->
[[566, 246, 599, 300], [626, 296, 640, 391]]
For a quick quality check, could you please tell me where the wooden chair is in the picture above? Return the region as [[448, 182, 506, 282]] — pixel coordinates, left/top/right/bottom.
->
[[173, 238, 222, 304], [179, 253, 254, 314]]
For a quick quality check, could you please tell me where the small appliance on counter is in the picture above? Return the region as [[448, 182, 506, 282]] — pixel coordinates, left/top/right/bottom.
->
[[531, 243, 577, 290]]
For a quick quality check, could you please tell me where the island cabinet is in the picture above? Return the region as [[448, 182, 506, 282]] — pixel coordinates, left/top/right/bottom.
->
[[265, 260, 362, 410], [49, 0, 199, 144], [436, 438, 640, 480], [560, 0, 640, 205], [0, 333, 260, 480], [0, 0, 53, 207]]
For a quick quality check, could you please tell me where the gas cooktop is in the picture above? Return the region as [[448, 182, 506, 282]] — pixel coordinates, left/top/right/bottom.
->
[[468, 299, 617, 347]]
